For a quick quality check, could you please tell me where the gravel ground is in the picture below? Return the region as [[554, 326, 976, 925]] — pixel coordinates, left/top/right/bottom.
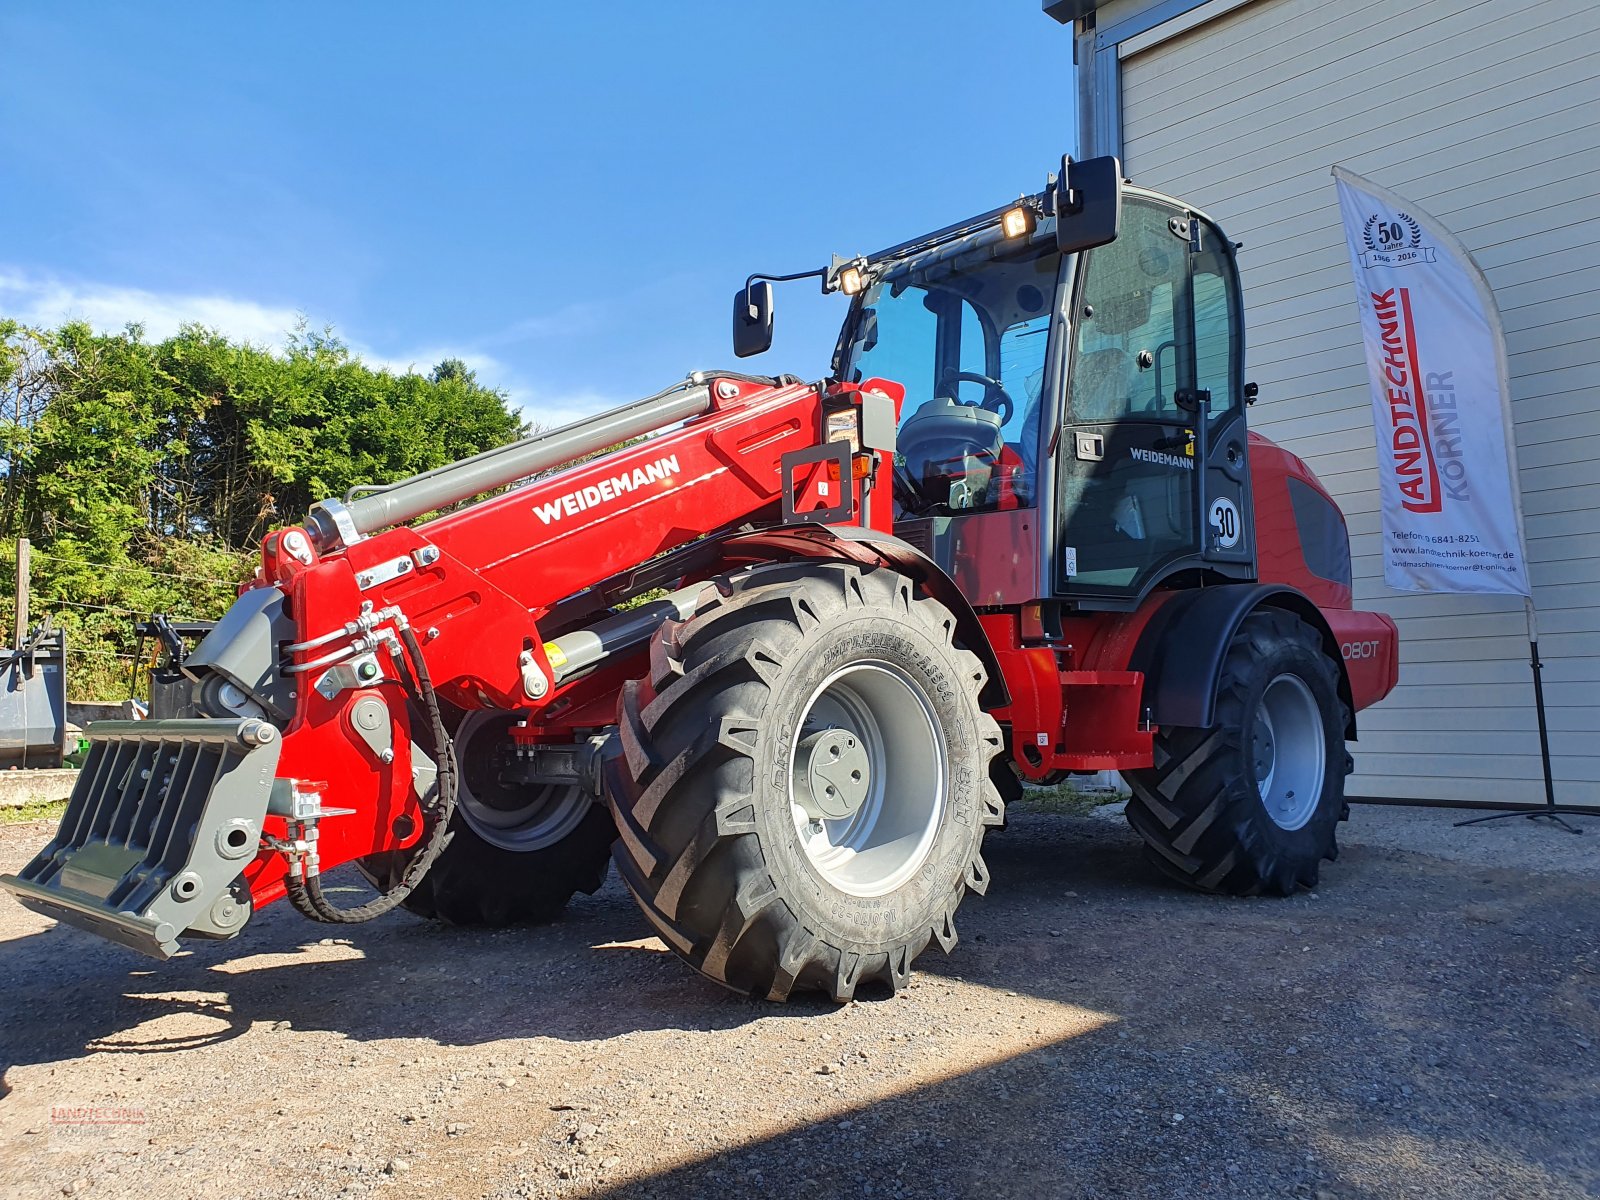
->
[[2, 802, 1597, 1200]]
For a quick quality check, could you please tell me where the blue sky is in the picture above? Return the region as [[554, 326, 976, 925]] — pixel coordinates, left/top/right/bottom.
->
[[0, 3, 1076, 428]]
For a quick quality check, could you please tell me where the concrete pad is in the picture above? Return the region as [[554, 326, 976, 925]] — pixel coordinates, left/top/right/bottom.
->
[[0, 768, 77, 808]]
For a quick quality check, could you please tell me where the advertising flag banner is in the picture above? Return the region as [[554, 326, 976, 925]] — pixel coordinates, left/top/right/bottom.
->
[[1333, 166, 1531, 596]]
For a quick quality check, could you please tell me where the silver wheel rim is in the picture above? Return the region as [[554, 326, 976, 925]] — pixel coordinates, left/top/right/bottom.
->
[[1251, 673, 1326, 832], [454, 711, 593, 852], [788, 661, 946, 898]]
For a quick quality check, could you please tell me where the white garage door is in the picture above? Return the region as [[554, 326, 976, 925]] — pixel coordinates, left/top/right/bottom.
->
[[1119, 0, 1600, 805]]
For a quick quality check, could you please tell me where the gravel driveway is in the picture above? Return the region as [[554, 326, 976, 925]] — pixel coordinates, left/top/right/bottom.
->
[[2, 802, 1596, 1200]]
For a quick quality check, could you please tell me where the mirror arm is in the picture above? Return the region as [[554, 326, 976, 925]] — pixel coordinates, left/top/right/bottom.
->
[[746, 266, 831, 294]]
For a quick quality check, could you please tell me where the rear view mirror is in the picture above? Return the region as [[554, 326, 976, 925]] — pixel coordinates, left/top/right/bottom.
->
[[1054, 155, 1123, 254], [733, 280, 775, 358]]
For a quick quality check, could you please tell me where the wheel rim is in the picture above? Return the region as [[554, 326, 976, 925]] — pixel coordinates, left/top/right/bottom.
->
[[454, 711, 593, 852], [1250, 673, 1326, 831], [788, 661, 946, 898]]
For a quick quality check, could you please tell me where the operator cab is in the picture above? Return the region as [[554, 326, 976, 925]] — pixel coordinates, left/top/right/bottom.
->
[[831, 158, 1256, 611]]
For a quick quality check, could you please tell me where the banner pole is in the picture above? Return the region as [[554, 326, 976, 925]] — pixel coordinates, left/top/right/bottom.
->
[[1524, 599, 1558, 812], [1455, 598, 1586, 833]]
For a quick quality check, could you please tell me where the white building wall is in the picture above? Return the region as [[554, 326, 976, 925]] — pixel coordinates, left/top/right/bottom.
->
[[1109, 0, 1600, 804]]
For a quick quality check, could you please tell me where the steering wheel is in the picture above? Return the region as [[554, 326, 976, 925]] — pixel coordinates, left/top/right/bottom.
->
[[944, 369, 1015, 425]]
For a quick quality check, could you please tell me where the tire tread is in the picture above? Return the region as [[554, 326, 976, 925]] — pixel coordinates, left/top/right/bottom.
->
[[607, 562, 1003, 1000]]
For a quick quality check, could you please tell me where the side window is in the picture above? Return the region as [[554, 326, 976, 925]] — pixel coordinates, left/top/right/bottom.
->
[[1069, 199, 1188, 422], [1192, 221, 1241, 424], [846, 248, 1062, 517]]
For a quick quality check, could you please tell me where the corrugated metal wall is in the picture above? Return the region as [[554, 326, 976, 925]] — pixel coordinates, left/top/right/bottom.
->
[[1116, 0, 1600, 805]]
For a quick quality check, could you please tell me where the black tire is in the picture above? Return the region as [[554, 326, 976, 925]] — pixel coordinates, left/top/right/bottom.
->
[[397, 803, 615, 926], [1122, 608, 1350, 897], [606, 561, 1005, 1002], [363, 710, 616, 926]]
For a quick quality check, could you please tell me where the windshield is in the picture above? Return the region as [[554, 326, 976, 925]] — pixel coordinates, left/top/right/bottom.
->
[[839, 244, 1062, 515]]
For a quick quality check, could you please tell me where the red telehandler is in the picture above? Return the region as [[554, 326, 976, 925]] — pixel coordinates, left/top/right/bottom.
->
[[4, 159, 1397, 1000]]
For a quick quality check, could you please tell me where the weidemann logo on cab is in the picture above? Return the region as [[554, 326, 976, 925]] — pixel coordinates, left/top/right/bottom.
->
[[532, 455, 681, 525]]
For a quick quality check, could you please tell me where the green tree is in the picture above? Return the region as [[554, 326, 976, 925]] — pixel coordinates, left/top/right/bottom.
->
[[0, 318, 525, 699]]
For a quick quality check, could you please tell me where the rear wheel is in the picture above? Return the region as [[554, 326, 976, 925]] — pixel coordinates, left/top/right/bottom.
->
[[607, 562, 1005, 1001], [1122, 608, 1349, 896], [385, 710, 615, 925]]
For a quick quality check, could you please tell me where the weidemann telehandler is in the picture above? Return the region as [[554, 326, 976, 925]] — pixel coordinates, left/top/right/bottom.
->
[[4, 158, 1398, 1001]]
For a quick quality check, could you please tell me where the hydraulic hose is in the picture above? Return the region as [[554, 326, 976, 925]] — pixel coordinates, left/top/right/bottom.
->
[[282, 622, 458, 924]]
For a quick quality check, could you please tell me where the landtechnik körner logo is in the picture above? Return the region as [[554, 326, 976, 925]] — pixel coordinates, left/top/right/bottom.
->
[[49, 1102, 148, 1150], [1371, 287, 1470, 514]]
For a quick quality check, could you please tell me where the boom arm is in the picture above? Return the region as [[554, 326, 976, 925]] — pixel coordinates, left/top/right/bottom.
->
[[279, 374, 836, 712]]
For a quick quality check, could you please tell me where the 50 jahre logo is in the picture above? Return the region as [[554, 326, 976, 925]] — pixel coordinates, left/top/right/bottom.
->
[[1360, 210, 1435, 268]]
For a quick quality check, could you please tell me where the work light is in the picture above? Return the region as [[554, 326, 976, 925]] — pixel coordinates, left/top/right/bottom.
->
[[1002, 205, 1036, 239]]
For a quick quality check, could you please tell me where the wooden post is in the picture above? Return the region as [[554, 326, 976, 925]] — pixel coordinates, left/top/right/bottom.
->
[[14, 536, 29, 648]]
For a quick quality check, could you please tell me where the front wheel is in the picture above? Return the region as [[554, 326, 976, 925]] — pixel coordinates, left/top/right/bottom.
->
[[606, 562, 1005, 1001], [1122, 608, 1350, 896]]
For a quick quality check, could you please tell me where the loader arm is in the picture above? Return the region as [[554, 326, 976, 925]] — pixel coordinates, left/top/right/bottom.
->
[[3, 371, 902, 957]]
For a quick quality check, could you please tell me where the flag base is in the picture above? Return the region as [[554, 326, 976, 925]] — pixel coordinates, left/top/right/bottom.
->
[[1453, 807, 1591, 836]]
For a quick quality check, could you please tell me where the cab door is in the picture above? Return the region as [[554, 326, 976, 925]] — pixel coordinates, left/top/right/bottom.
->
[[1052, 194, 1254, 606]]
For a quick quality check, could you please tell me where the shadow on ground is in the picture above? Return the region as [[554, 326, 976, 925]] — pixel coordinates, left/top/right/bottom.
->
[[0, 813, 1168, 1076], [0, 860, 794, 1076]]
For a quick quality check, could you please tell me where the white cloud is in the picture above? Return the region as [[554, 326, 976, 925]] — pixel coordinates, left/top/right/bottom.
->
[[359, 344, 617, 428], [357, 343, 509, 383], [0, 268, 301, 347], [512, 388, 619, 432], [0, 266, 621, 426]]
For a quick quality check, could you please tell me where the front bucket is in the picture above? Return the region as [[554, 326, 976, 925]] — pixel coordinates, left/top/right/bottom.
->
[[1, 718, 281, 958]]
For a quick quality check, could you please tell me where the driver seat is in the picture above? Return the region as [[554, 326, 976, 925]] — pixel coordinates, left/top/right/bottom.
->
[[896, 397, 1005, 512]]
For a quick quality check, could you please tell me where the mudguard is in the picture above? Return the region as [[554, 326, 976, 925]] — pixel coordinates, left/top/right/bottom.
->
[[1129, 583, 1358, 738], [712, 523, 1011, 709]]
